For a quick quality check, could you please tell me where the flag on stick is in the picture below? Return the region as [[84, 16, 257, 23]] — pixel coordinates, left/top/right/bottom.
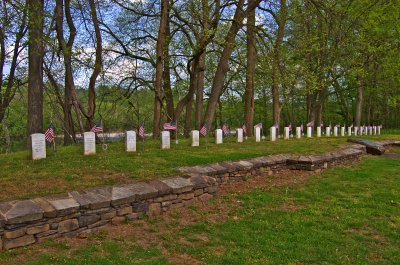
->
[[138, 122, 145, 139], [300, 123, 304, 132], [288, 123, 292, 132], [242, 124, 247, 136], [222, 123, 229, 136], [306, 121, 314, 127], [163, 121, 177, 130], [91, 122, 103, 133], [200, 125, 207, 136], [44, 124, 55, 143], [255, 123, 262, 129]]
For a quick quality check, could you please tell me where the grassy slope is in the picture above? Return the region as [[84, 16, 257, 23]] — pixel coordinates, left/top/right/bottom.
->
[[0, 133, 398, 201], [0, 155, 399, 264]]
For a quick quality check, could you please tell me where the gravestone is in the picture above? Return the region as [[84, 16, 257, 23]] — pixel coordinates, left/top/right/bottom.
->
[[369, 126, 373, 135], [84, 132, 96, 155], [317, 126, 322, 137], [360, 126, 364, 135], [125, 131, 136, 152], [284, 127, 290, 140], [215, 129, 223, 144], [296, 127, 301, 139], [334, 126, 338, 137], [191, 130, 200, 147], [30, 133, 46, 160], [270, 127, 277, 141], [254, 127, 261, 142], [307, 127, 312, 138], [236, 128, 243, 143], [348, 127, 352, 136], [341, 127, 345, 136], [354, 126, 358, 136], [161, 131, 170, 149], [378, 126, 381, 135], [326, 127, 331, 137], [373, 126, 377, 135]]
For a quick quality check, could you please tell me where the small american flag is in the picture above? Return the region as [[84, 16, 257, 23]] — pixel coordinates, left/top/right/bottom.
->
[[44, 124, 55, 143], [320, 122, 324, 127], [242, 124, 247, 136], [222, 123, 229, 136], [329, 122, 332, 129], [255, 123, 262, 129], [163, 121, 177, 130], [138, 122, 145, 139], [91, 123, 103, 133], [349, 124, 353, 128], [200, 125, 207, 136], [306, 121, 314, 127], [300, 123, 304, 132], [336, 124, 340, 128], [288, 123, 292, 131]]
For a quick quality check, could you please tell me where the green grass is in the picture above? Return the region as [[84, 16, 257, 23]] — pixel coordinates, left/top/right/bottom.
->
[[0, 132, 399, 201], [1, 154, 399, 264]]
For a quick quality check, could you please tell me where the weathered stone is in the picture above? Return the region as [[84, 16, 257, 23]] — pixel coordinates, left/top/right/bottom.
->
[[126, 182, 158, 200], [88, 220, 109, 229], [37, 233, 60, 243], [160, 177, 194, 194], [4, 228, 26, 239], [126, 213, 139, 221], [194, 189, 204, 196], [58, 219, 79, 233], [205, 186, 218, 194], [69, 190, 110, 210], [26, 224, 49, 235], [147, 180, 172, 196], [198, 193, 213, 202], [101, 210, 116, 220], [189, 175, 209, 189], [3, 235, 35, 250], [0, 200, 43, 225], [347, 139, 386, 155], [46, 194, 80, 216], [36, 230, 58, 238], [79, 215, 100, 227], [50, 223, 58, 230], [111, 216, 125, 225], [161, 201, 172, 207], [132, 202, 149, 213], [208, 163, 229, 174], [148, 203, 161, 217], [178, 193, 194, 200], [117, 207, 132, 216], [110, 186, 135, 206], [32, 198, 56, 218]]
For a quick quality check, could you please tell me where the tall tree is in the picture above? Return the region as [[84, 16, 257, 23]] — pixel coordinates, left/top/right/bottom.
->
[[27, 0, 44, 137]]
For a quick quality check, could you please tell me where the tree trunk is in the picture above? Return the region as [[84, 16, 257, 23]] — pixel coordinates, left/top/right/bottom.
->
[[244, 0, 256, 136], [355, 77, 364, 127], [27, 0, 44, 138], [202, 0, 260, 131], [153, 0, 169, 138], [184, 98, 193, 137], [195, 51, 205, 129], [163, 12, 174, 122]]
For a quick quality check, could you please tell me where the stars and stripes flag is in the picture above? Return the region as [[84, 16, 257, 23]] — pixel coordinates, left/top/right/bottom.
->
[[163, 121, 177, 130], [329, 122, 332, 129], [241, 124, 247, 136], [300, 123, 304, 132], [320, 122, 324, 127], [44, 124, 55, 143], [288, 123, 292, 131], [200, 124, 207, 136], [306, 121, 314, 127], [255, 123, 262, 128], [336, 123, 340, 128], [91, 122, 103, 133], [222, 123, 229, 136], [138, 122, 145, 139], [349, 124, 353, 128]]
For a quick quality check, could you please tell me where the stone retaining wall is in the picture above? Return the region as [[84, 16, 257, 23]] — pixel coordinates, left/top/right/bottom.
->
[[0, 140, 398, 251]]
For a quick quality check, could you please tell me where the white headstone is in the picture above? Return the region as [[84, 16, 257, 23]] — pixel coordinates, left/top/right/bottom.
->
[[30, 133, 46, 160], [125, 131, 137, 152], [334, 126, 338, 137], [378, 126, 381, 135], [360, 126, 364, 135], [215, 129, 223, 144], [326, 127, 331, 137], [284, 127, 290, 140], [160, 131, 170, 149], [270, 127, 277, 141], [317, 127, 322, 137], [348, 127, 352, 136], [236, 128, 243, 143], [191, 130, 200, 147], [354, 126, 358, 136], [254, 127, 261, 142], [84, 132, 96, 155], [369, 126, 373, 135], [296, 127, 301, 139], [307, 127, 312, 138], [341, 127, 345, 136]]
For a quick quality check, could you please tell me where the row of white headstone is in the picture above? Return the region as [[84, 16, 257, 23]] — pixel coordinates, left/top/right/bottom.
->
[[29, 125, 382, 160]]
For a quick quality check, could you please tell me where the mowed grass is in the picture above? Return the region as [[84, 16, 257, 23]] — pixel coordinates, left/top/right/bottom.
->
[[1, 155, 399, 264], [0, 132, 399, 201]]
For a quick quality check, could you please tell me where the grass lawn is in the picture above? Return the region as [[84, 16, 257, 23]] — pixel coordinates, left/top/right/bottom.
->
[[0, 132, 399, 201], [0, 154, 399, 264]]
